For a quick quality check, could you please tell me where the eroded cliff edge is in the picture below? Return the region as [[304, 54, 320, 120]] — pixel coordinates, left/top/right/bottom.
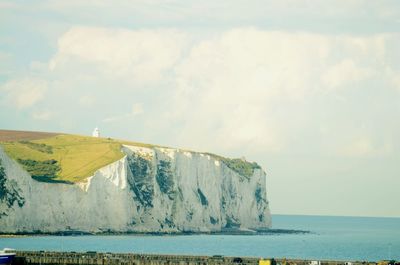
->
[[0, 145, 271, 234]]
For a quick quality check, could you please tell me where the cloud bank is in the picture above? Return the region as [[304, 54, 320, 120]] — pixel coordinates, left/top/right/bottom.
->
[[4, 27, 399, 159], [2, 24, 400, 217]]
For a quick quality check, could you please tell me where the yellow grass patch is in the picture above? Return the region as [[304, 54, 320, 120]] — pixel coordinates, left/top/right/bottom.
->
[[0, 134, 153, 183], [0, 131, 256, 183]]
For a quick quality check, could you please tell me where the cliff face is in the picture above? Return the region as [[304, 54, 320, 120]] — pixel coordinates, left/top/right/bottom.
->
[[0, 145, 271, 233]]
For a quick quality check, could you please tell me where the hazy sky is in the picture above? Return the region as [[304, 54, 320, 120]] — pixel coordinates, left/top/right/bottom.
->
[[1, 1, 400, 217]]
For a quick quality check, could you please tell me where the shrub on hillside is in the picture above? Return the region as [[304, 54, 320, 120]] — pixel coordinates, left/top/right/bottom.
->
[[17, 159, 60, 179], [19, 140, 53, 154], [220, 158, 261, 179]]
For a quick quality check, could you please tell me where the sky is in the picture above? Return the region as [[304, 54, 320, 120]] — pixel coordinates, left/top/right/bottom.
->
[[1, 0, 400, 218]]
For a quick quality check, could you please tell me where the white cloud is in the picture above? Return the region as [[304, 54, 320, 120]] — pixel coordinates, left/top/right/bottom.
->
[[79, 95, 95, 107], [392, 74, 400, 91], [339, 136, 392, 157], [168, 29, 393, 153], [387, 69, 400, 92], [381, 64, 400, 93], [103, 102, 144, 123], [30, 61, 48, 72], [49, 26, 188, 85], [131, 103, 143, 115], [0, 1, 18, 9], [175, 29, 330, 103], [9, 26, 397, 157], [1, 78, 47, 109], [102, 116, 123, 123], [321, 59, 374, 89], [0, 51, 13, 75], [0, 51, 11, 60], [32, 111, 53, 121]]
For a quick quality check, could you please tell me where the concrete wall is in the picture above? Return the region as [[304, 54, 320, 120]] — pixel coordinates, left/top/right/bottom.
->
[[13, 251, 380, 265]]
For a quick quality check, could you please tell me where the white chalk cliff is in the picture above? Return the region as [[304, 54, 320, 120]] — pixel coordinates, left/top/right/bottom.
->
[[0, 145, 271, 233]]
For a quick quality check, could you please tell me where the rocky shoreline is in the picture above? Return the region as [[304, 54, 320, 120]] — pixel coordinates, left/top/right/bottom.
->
[[0, 228, 310, 237]]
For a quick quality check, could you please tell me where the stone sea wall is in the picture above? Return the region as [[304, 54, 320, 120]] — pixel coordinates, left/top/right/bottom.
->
[[13, 251, 383, 265]]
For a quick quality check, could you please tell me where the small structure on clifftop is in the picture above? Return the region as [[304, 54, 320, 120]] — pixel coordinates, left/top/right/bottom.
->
[[92, 127, 100, 137]]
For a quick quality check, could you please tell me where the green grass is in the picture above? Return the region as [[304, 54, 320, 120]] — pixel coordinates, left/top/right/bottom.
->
[[205, 153, 261, 179], [18, 140, 53, 154], [0, 134, 129, 183], [17, 159, 61, 179], [0, 133, 259, 183], [221, 158, 261, 179]]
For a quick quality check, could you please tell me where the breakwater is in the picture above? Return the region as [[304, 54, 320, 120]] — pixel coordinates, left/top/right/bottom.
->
[[12, 251, 388, 265]]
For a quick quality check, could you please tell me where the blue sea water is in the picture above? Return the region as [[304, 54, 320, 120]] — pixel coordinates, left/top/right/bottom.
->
[[1, 215, 399, 261]]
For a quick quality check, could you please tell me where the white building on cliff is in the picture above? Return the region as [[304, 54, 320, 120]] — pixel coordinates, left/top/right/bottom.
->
[[92, 127, 100, 137]]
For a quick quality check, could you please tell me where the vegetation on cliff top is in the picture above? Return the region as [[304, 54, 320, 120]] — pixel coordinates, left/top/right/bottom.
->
[[16, 159, 64, 183], [0, 130, 262, 183], [0, 132, 162, 183], [221, 157, 261, 179], [206, 153, 261, 179], [0, 135, 126, 183]]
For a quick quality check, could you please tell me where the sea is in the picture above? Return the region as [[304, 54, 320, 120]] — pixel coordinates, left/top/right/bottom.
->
[[1, 215, 399, 262]]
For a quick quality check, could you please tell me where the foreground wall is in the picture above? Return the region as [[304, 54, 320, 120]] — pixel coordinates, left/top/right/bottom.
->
[[0, 145, 271, 233], [13, 251, 380, 265]]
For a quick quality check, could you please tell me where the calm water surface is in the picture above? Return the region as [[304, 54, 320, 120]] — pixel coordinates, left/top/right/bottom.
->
[[1, 215, 399, 261]]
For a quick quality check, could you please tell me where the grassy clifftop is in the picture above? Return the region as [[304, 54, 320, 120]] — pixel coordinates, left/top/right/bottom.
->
[[0, 130, 262, 183], [0, 131, 157, 183], [1, 134, 125, 183]]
